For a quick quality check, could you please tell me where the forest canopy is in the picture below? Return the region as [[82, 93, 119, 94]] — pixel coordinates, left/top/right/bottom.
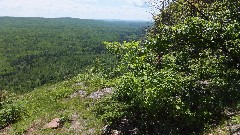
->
[[0, 17, 150, 93]]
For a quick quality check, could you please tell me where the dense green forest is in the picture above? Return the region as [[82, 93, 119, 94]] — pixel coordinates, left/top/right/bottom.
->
[[0, 17, 150, 93], [1, 0, 240, 134]]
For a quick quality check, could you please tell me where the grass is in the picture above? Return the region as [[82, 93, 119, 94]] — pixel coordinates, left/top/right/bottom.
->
[[1, 71, 116, 135], [2, 70, 239, 135]]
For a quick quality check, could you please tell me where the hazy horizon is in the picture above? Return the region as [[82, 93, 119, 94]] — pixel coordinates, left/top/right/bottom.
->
[[0, 0, 152, 21], [0, 16, 152, 22]]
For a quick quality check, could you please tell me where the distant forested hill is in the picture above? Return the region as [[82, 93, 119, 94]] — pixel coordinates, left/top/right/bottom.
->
[[0, 17, 150, 93]]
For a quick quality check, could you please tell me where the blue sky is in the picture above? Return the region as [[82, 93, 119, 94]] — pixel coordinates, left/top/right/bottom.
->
[[0, 0, 152, 21]]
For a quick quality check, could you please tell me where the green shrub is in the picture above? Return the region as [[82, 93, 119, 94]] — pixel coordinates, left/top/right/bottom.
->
[[95, 97, 129, 123], [0, 91, 23, 129], [104, 1, 240, 133]]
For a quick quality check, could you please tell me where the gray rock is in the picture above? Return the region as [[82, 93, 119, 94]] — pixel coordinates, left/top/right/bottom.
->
[[230, 124, 240, 135], [87, 128, 95, 134], [103, 125, 111, 134], [88, 87, 113, 99], [75, 82, 84, 86], [70, 90, 87, 98], [112, 130, 121, 135]]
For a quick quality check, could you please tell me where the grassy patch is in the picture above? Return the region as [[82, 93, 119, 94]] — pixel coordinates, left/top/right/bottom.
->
[[2, 72, 116, 135]]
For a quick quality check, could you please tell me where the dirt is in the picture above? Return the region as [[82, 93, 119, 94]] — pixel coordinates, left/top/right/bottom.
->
[[69, 113, 84, 133], [23, 120, 42, 135], [0, 125, 11, 135]]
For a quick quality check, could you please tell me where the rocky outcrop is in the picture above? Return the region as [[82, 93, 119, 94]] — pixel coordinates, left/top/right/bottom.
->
[[88, 87, 113, 99], [43, 118, 62, 129], [70, 90, 87, 98]]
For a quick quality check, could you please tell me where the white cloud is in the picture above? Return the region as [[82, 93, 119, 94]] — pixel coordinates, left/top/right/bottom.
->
[[0, 0, 152, 21], [120, 0, 148, 7]]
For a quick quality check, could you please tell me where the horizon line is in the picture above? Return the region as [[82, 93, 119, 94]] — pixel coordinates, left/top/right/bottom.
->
[[0, 16, 153, 22]]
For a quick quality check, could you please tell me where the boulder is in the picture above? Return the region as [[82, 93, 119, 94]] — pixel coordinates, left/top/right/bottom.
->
[[43, 118, 62, 129]]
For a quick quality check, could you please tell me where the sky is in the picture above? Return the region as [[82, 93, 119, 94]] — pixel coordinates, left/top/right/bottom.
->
[[0, 0, 153, 21]]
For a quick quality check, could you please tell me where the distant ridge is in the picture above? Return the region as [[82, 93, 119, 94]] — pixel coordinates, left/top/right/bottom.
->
[[0, 16, 152, 22]]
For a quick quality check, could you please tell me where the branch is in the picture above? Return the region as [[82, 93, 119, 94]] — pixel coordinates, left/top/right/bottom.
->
[[185, 0, 209, 20]]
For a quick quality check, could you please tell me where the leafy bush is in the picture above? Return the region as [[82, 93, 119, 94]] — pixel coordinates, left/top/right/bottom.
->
[[95, 97, 129, 123], [104, 0, 240, 134], [0, 91, 23, 129]]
